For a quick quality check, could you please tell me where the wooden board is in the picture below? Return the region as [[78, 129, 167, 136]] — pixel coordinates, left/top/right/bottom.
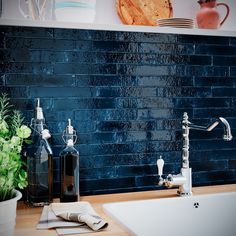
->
[[15, 184, 236, 236], [116, 0, 173, 25]]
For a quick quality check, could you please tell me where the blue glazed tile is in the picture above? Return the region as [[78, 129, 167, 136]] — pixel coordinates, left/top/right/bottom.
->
[[0, 37, 4, 49], [188, 55, 212, 65], [115, 98, 139, 108], [117, 32, 176, 43], [76, 75, 124, 87], [54, 28, 77, 39], [137, 76, 193, 87], [230, 67, 236, 76], [122, 87, 157, 97], [118, 64, 176, 76], [45, 110, 74, 122], [212, 66, 229, 76], [54, 98, 116, 110], [194, 76, 236, 87], [80, 177, 136, 193], [96, 109, 137, 121], [212, 88, 236, 97], [6, 38, 74, 50], [97, 121, 156, 132], [93, 41, 138, 53], [96, 52, 125, 64], [2, 87, 28, 98], [192, 170, 236, 184], [138, 108, 193, 120], [2, 26, 53, 38], [1, 61, 53, 74], [157, 87, 212, 98], [0, 48, 30, 62], [123, 53, 186, 65], [195, 45, 236, 55], [10, 98, 50, 110], [0, 74, 5, 86], [95, 87, 121, 97], [138, 43, 194, 55], [1, 26, 236, 196], [135, 175, 161, 187], [76, 121, 97, 133], [75, 40, 93, 51], [213, 56, 236, 66], [174, 97, 231, 108], [156, 119, 181, 130], [55, 28, 117, 42], [80, 166, 118, 179], [230, 38, 236, 46], [136, 97, 173, 108], [116, 164, 157, 177], [79, 132, 115, 144], [177, 35, 229, 45], [30, 51, 96, 64], [190, 149, 236, 161], [54, 63, 117, 75], [88, 30, 119, 41], [29, 87, 96, 98], [229, 160, 236, 169], [194, 108, 236, 118], [5, 74, 76, 87], [185, 66, 213, 76], [191, 139, 236, 151]]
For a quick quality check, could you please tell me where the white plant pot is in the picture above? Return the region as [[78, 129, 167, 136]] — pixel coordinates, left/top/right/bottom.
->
[[0, 190, 22, 236]]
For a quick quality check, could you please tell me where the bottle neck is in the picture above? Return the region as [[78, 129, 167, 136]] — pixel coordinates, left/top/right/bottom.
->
[[67, 139, 74, 147], [32, 119, 51, 139], [32, 118, 45, 133], [42, 138, 53, 155]]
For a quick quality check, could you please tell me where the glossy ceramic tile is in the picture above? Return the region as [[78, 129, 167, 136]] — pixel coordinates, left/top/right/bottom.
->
[[0, 26, 235, 196]]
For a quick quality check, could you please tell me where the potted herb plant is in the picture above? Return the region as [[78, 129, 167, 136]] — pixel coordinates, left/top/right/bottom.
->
[[0, 94, 31, 236]]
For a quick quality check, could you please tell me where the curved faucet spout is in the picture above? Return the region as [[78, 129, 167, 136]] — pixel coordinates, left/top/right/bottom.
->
[[187, 115, 233, 141], [219, 117, 233, 141]]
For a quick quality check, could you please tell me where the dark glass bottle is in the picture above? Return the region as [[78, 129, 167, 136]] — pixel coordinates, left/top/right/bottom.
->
[[27, 99, 53, 206], [60, 119, 79, 202]]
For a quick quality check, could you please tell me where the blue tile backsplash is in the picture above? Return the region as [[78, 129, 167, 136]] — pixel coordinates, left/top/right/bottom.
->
[[0, 26, 236, 196]]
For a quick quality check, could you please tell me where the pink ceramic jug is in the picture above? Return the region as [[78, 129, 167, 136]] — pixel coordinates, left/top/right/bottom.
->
[[196, 0, 230, 29]]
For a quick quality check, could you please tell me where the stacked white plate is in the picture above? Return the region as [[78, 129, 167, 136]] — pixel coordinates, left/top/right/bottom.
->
[[157, 18, 194, 28]]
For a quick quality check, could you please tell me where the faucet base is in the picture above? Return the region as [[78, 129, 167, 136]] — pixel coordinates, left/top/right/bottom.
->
[[177, 167, 192, 196]]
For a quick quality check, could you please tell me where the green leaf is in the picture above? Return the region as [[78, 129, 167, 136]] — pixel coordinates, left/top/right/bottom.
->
[[16, 125, 31, 139], [0, 93, 31, 201]]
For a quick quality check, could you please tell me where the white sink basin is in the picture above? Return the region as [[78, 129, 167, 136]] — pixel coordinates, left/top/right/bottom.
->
[[103, 191, 236, 236]]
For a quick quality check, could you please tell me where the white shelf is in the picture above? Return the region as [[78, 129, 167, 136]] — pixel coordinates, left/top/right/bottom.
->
[[1, 18, 236, 37], [0, 0, 236, 37]]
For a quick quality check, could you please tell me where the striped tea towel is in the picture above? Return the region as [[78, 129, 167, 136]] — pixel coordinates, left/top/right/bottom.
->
[[37, 201, 108, 234]]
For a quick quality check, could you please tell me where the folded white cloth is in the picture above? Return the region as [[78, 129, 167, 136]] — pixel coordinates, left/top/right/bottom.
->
[[37, 201, 108, 235], [52, 202, 108, 231]]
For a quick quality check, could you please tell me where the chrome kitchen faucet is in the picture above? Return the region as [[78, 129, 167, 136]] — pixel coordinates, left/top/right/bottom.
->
[[157, 112, 233, 196]]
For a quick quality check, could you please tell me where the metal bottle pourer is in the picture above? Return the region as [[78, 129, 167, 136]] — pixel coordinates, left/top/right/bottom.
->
[[30, 98, 44, 126], [35, 98, 44, 120], [30, 98, 51, 139], [62, 119, 77, 146]]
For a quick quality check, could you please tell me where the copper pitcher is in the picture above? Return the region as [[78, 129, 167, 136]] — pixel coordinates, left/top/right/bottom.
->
[[196, 0, 230, 29]]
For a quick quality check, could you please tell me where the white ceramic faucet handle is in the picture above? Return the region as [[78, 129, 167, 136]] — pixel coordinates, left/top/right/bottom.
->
[[157, 156, 164, 177]]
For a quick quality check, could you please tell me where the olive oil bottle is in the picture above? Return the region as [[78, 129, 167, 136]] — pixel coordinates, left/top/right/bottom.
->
[[60, 119, 79, 202], [27, 99, 53, 206]]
